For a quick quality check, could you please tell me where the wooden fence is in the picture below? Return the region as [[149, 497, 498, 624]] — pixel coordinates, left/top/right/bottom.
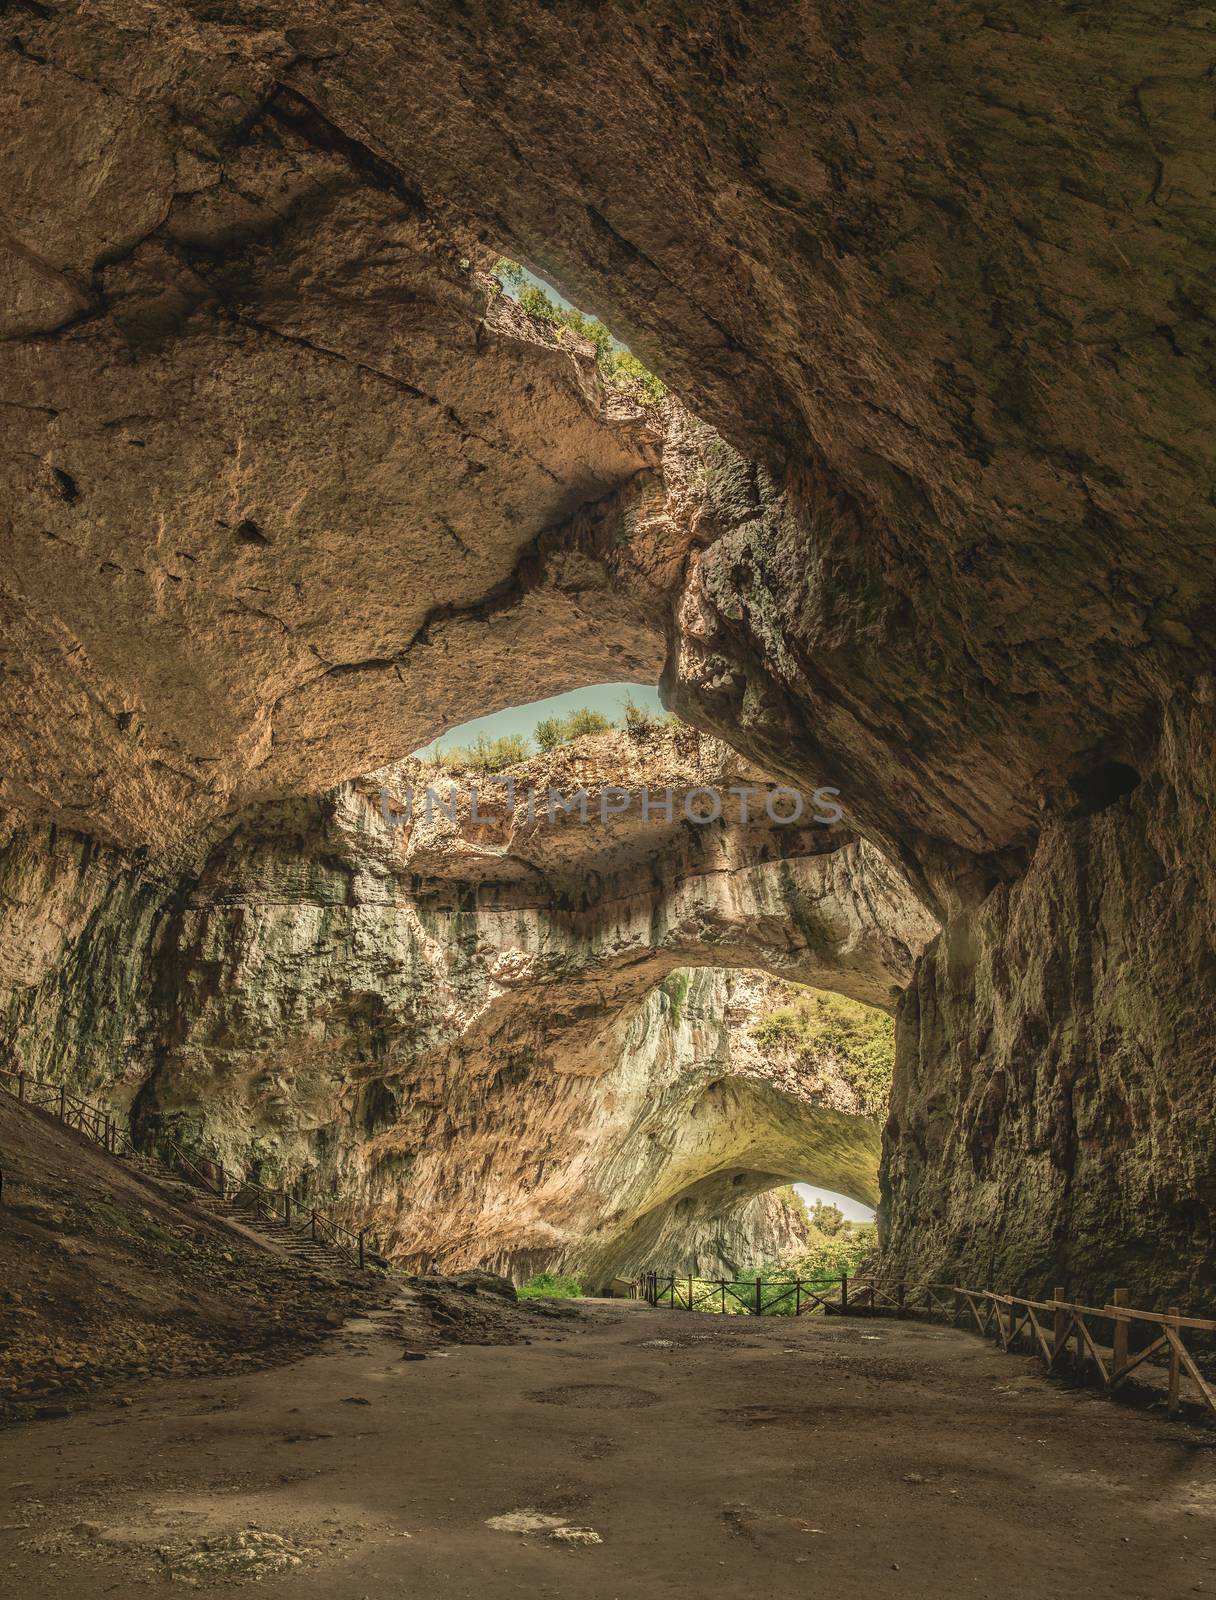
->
[[640, 1271, 858, 1316], [0, 1063, 379, 1270], [636, 1271, 1216, 1423]]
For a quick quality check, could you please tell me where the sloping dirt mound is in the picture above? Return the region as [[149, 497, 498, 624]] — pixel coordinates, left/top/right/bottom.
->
[[0, 1097, 373, 1418]]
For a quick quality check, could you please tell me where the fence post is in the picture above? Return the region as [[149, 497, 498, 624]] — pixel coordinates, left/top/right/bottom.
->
[[284, 1192, 292, 1224], [217, 1162, 226, 1199], [359, 1231, 365, 1270], [17, 1072, 24, 1104], [58, 1085, 66, 1120], [1074, 1309, 1086, 1374], [841, 1272, 849, 1312], [755, 1277, 763, 1316], [311, 1209, 317, 1242], [1111, 1288, 1129, 1385], [796, 1280, 802, 1316], [1052, 1286, 1068, 1366], [688, 1274, 694, 1312], [1167, 1307, 1181, 1416], [897, 1282, 906, 1316]]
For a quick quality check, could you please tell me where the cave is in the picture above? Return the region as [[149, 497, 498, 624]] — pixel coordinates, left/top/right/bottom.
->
[[2, 5, 1214, 1594]]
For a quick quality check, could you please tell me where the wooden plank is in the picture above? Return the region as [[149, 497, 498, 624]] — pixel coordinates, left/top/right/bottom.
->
[[1110, 1288, 1129, 1386], [1109, 1332, 1169, 1388], [1072, 1313, 1110, 1385], [958, 1289, 992, 1336], [1052, 1287, 1069, 1365], [1168, 1307, 1182, 1416], [723, 1282, 755, 1313], [1164, 1326, 1216, 1417], [1104, 1305, 1216, 1335]]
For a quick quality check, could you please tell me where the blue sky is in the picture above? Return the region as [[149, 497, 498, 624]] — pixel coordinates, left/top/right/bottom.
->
[[794, 1184, 875, 1223], [413, 681, 663, 759]]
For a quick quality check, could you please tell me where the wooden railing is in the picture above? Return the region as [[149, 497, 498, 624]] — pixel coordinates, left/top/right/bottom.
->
[[636, 1270, 1216, 1423], [0, 1064, 380, 1271], [927, 1282, 1216, 1421]]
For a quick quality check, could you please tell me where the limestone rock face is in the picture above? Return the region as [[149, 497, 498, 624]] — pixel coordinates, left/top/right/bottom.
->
[[4, 3, 1211, 885], [881, 694, 1216, 1308], [3, 4, 1214, 1300], [0, 730, 922, 1279]]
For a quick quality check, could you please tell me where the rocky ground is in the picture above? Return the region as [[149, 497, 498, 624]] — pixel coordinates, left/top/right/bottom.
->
[[1, 1297, 1212, 1598]]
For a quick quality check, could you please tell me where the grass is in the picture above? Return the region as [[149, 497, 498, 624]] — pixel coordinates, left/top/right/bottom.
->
[[428, 696, 682, 770], [518, 1271, 583, 1299], [533, 707, 615, 752], [431, 732, 531, 773]]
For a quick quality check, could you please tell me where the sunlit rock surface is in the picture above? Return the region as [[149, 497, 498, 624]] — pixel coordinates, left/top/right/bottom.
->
[[0, 731, 925, 1278], [2, 3, 1214, 1298]]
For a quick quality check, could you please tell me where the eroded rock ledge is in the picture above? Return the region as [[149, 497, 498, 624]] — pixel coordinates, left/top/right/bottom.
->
[[0, 729, 928, 1278]]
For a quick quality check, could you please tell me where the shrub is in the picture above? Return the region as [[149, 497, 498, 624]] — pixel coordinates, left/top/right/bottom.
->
[[808, 1199, 844, 1237], [751, 987, 895, 1118], [752, 1008, 804, 1048], [519, 1270, 583, 1299], [663, 969, 693, 1030], [495, 259, 667, 403], [780, 1223, 878, 1283], [493, 257, 526, 292], [563, 707, 615, 740], [533, 707, 616, 752], [435, 732, 531, 773]]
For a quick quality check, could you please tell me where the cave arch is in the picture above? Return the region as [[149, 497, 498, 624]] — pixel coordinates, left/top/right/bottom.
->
[[3, 3, 1213, 1307]]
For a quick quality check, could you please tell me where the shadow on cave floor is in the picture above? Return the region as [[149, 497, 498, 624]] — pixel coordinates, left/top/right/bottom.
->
[[0, 1292, 1206, 1597]]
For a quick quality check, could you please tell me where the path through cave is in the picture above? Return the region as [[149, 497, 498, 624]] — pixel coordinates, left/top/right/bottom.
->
[[1, 1295, 1208, 1599]]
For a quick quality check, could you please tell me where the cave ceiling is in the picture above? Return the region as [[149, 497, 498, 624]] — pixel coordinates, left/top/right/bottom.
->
[[1, 3, 1212, 916]]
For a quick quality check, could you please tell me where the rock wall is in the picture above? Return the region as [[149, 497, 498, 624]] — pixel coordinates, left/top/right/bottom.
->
[[3, 3, 1214, 1300], [882, 693, 1216, 1308], [0, 731, 916, 1280]]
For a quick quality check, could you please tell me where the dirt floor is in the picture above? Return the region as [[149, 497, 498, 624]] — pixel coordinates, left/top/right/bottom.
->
[[1, 1292, 1213, 1599]]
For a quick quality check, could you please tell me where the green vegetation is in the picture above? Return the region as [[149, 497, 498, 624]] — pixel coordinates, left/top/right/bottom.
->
[[427, 693, 683, 769], [663, 1212, 878, 1316], [519, 1270, 584, 1299], [494, 258, 667, 403], [779, 1219, 878, 1283], [533, 706, 616, 752], [807, 1197, 844, 1235], [623, 694, 680, 737], [752, 986, 895, 1118], [433, 732, 531, 773], [662, 968, 693, 1030]]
